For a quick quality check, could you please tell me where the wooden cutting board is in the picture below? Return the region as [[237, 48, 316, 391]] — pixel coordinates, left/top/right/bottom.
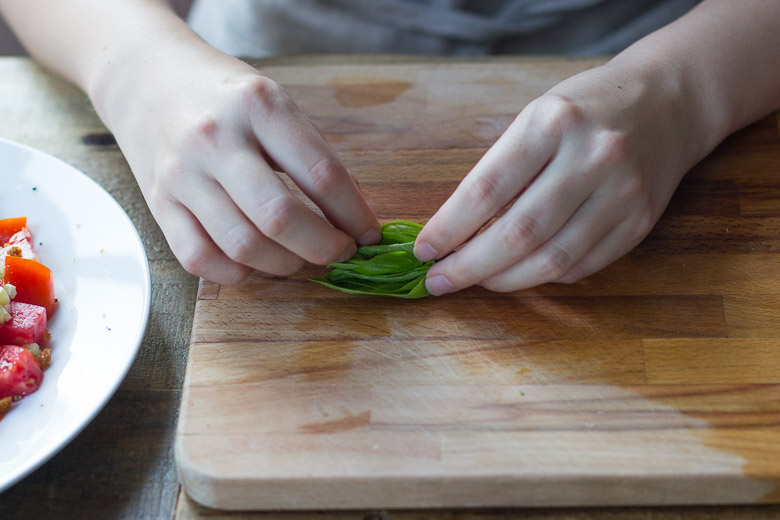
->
[[175, 57, 780, 510]]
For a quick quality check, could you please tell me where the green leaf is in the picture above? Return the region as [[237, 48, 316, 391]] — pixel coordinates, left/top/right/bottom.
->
[[354, 251, 422, 275], [356, 241, 415, 258], [379, 220, 424, 245], [310, 220, 433, 298], [310, 275, 431, 298], [327, 263, 431, 284]]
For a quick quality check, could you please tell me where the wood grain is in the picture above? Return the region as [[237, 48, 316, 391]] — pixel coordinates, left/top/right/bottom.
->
[[190, 294, 729, 343], [2, 56, 779, 520], [176, 59, 780, 511]]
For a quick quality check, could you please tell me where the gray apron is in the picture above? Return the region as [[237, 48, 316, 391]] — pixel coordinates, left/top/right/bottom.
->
[[188, 0, 701, 57]]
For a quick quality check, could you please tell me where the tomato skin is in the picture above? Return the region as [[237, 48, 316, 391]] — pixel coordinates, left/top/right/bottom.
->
[[0, 301, 47, 346], [0, 217, 27, 245], [3, 256, 55, 317], [0, 345, 43, 400], [0, 220, 52, 413]]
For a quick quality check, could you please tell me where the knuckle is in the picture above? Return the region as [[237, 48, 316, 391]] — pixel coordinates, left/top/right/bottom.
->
[[145, 183, 170, 215], [530, 94, 582, 138], [615, 171, 646, 203], [307, 157, 342, 197], [240, 76, 290, 115], [499, 214, 542, 252], [184, 116, 221, 147], [536, 245, 575, 281], [179, 247, 250, 285], [149, 157, 209, 213], [593, 130, 628, 167], [176, 244, 210, 279], [154, 154, 189, 192], [220, 226, 259, 265], [440, 260, 482, 290], [633, 209, 658, 241], [464, 174, 503, 208], [257, 194, 299, 239]]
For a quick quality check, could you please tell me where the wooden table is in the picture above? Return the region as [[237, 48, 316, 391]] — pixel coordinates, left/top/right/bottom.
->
[[0, 56, 779, 519]]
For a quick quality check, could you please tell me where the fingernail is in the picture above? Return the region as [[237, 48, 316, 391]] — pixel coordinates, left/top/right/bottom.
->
[[414, 241, 438, 262], [336, 243, 357, 262], [426, 274, 455, 296], [358, 228, 381, 246]]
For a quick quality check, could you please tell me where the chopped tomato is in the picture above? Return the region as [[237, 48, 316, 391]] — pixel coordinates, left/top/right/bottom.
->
[[0, 219, 55, 420], [4, 256, 55, 317], [0, 345, 43, 400], [0, 217, 27, 245], [0, 301, 47, 346], [0, 228, 38, 262]]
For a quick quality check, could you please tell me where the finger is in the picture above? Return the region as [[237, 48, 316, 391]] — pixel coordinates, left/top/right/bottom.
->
[[179, 177, 308, 276], [245, 84, 381, 245], [423, 152, 594, 295], [414, 108, 561, 262], [554, 216, 655, 284], [347, 168, 361, 190], [211, 148, 358, 266], [477, 196, 618, 292], [155, 199, 252, 285]]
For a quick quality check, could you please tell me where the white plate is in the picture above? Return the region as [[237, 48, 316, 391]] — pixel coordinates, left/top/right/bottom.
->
[[0, 137, 151, 493]]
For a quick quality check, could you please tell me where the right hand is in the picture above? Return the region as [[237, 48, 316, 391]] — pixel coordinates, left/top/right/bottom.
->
[[94, 42, 380, 284]]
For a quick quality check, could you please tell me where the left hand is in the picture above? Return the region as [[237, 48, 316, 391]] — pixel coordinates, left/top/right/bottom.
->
[[414, 59, 711, 295]]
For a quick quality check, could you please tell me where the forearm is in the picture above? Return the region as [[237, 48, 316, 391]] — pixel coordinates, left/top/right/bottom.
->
[[606, 0, 780, 155], [2, 1, 381, 284], [0, 0, 217, 128]]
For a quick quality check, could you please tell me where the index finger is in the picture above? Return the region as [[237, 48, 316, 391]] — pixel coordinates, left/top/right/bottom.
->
[[212, 148, 358, 266], [246, 82, 381, 245], [414, 107, 560, 262]]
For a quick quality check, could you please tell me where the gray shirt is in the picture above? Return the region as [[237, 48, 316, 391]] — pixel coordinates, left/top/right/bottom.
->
[[188, 0, 701, 57]]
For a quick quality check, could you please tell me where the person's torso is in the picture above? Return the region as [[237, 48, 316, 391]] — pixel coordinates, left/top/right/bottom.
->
[[188, 0, 701, 57]]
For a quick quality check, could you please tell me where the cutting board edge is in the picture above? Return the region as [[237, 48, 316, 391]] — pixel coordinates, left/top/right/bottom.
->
[[174, 432, 778, 510]]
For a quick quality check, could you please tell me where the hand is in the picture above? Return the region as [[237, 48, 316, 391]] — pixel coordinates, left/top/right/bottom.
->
[[95, 40, 380, 284], [415, 59, 711, 294]]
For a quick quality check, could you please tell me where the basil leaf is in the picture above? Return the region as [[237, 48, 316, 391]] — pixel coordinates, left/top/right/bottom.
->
[[310, 276, 430, 298], [328, 263, 432, 284], [357, 241, 415, 257], [309, 220, 433, 298], [379, 221, 424, 245], [354, 251, 422, 275]]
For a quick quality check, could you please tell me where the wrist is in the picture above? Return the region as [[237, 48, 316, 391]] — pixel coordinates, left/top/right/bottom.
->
[[87, 24, 192, 132], [605, 0, 780, 159], [603, 49, 727, 165]]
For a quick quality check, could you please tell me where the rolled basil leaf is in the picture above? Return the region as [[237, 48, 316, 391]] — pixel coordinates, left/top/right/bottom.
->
[[310, 220, 433, 298]]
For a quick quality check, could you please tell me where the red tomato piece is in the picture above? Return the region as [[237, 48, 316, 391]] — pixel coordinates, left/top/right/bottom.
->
[[4, 256, 55, 317], [0, 217, 27, 245], [0, 301, 47, 346], [0, 345, 43, 400]]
